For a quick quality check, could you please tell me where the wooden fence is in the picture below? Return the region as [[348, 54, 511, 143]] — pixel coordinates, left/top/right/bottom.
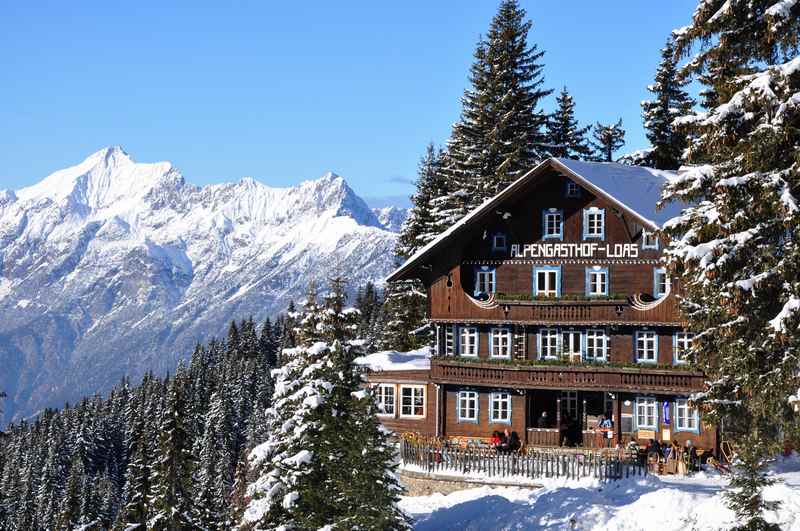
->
[[399, 439, 646, 481]]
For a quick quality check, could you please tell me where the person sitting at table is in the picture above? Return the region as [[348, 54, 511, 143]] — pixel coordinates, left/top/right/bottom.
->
[[600, 416, 613, 429], [490, 431, 501, 450], [536, 411, 549, 428], [499, 428, 512, 453]]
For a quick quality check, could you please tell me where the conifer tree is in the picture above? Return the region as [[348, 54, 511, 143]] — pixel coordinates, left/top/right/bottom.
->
[[661, 1, 800, 528], [379, 280, 429, 352], [196, 391, 234, 531], [148, 366, 198, 530], [443, 0, 551, 211], [641, 38, 694, 169], [546, 87, 592, 159], [398, 144, 448, 258], [242, 276, 408, 530], [591, 119, 626, 161]]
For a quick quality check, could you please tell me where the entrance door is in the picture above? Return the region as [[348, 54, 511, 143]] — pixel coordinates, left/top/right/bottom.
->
[[562, 331, 582, 362]]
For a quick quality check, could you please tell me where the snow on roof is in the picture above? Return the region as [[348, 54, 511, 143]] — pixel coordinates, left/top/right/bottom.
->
[[354, 346, 431, 372], [554, 158, 683, 226], [388, 157, 684, 282]]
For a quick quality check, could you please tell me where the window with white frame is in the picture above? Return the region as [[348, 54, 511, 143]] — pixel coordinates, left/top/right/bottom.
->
[[636, 330, 658, 363], [654, 268, 669, 298], [459, 327, 478, 357], [543, 209, 563, 239], [675, 399, 698, 431], [490, 328, 512, 358], [642, 230, 659, 250], [561, 391, 578, 419], [565, 180, 580, 198], [636, 397, 658, 429], [490, 392, 512, 423], [674, 331, 694, 364], [586, 267, 608, 296], [562, 330, 582, 359], [492, 233, 507, 251], [534, 267, 560, 297], [583, 208, 605, 239], [374, 384, 396, 416], [400, 385, 425, 417], [539, 328, 559, 359], [457, 390, 479, 422], [475, 267, 496, 296], [585, 329, 609, 361]]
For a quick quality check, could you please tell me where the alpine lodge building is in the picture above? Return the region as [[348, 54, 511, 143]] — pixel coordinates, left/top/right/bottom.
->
[[369, 157, 717, 453]]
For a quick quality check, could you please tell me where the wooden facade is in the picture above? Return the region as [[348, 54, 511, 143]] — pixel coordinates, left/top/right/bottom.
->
[[370, 158, 717, 452]]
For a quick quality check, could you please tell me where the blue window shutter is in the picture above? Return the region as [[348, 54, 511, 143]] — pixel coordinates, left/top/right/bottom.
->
[[584, 267, 591, 297], [556, 265, 562, 296]]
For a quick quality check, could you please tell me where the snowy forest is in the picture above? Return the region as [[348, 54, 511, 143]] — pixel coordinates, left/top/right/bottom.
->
[[1, 0, 800, 529]]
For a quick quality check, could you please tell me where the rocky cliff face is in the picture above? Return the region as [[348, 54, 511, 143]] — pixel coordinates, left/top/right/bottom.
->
[[0, 147, 400, 424]]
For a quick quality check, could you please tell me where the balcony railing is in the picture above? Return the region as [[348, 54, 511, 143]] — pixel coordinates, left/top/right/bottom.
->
[[430, 358, 705, 394]]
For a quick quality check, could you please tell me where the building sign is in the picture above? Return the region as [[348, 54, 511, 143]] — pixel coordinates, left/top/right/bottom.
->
[[510, 243, 640, 259]]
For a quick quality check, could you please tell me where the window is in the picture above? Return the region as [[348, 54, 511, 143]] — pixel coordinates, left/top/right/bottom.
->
[[490, 392, 512, 423], [636, 397, 658, 429], [565, 180, 581, 198], [636, 330, 658, 363], [642, 230, 659, 250], [457, 390, 479, 422], [674, 331, 694, 364], [561, 391, 578, 419], [675, 399, 699, 432], [492, 233, 507, 252], [474, 266, 496, 297], [585, 267, 609, 297], [374, 384, 395, 416], [533, 266, 561, 297], [459, 327, 478, 357], [654, 268, 669, 298], [582, 208, 605, 240], [539, 328, 559, 359], [400, 385, 425, 418], [490, 328, 512, 359], [585, 329, 609, 361], [542, 209, 564, 240], [562, 330, 582, 360]]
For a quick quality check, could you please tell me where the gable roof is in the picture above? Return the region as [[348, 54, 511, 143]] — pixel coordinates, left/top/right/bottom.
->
[[387, 157, 680, 282]]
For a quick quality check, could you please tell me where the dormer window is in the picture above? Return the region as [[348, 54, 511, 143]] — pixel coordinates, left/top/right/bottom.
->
[[642, 230, 659, 250], [492, 233, 507, 252], [565, 180, 581, 198], [582, 208, 605, 240], [654, 268, 669, 298], [542, 209, 564, 240], [474, 266, 496, 297]]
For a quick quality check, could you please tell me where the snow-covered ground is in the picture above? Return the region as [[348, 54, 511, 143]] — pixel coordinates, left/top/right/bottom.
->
[[400, 454, 800, 530]]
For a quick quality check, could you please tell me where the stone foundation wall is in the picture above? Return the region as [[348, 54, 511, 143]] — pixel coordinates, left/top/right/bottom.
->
[[399, 469, 541, 496]]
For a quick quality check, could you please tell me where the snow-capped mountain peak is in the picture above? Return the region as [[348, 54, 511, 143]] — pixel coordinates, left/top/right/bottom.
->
[[0, 148, 405, 425], [14, 146, 180, 213]]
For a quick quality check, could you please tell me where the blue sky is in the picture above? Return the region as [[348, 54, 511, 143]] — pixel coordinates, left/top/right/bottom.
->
[[0, 1, 697, 206]]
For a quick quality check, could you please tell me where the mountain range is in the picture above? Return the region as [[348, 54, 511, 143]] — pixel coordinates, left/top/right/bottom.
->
[[0, 147, 406, 425]]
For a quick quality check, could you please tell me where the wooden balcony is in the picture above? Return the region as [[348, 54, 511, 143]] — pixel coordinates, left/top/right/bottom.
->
[[430, 358, 705, 395]]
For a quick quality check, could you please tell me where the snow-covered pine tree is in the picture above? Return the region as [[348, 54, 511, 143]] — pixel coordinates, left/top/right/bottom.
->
[[56, 455, 85, 530], [641, 37, 694, 170], [242, 276, 408, 530], [398, 143, 447, 258], [147, 365, 198, 530], [378, 279, 429, 352], [661, 1, 800, 528], [443, 0, 551, 211], [196, 391, 234, 531], [591, 119, 626, 161], [546, 87, 592, 160]]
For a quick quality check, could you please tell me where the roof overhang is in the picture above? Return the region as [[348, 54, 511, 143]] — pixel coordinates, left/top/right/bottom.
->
[[387, 158, 663, 283]]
